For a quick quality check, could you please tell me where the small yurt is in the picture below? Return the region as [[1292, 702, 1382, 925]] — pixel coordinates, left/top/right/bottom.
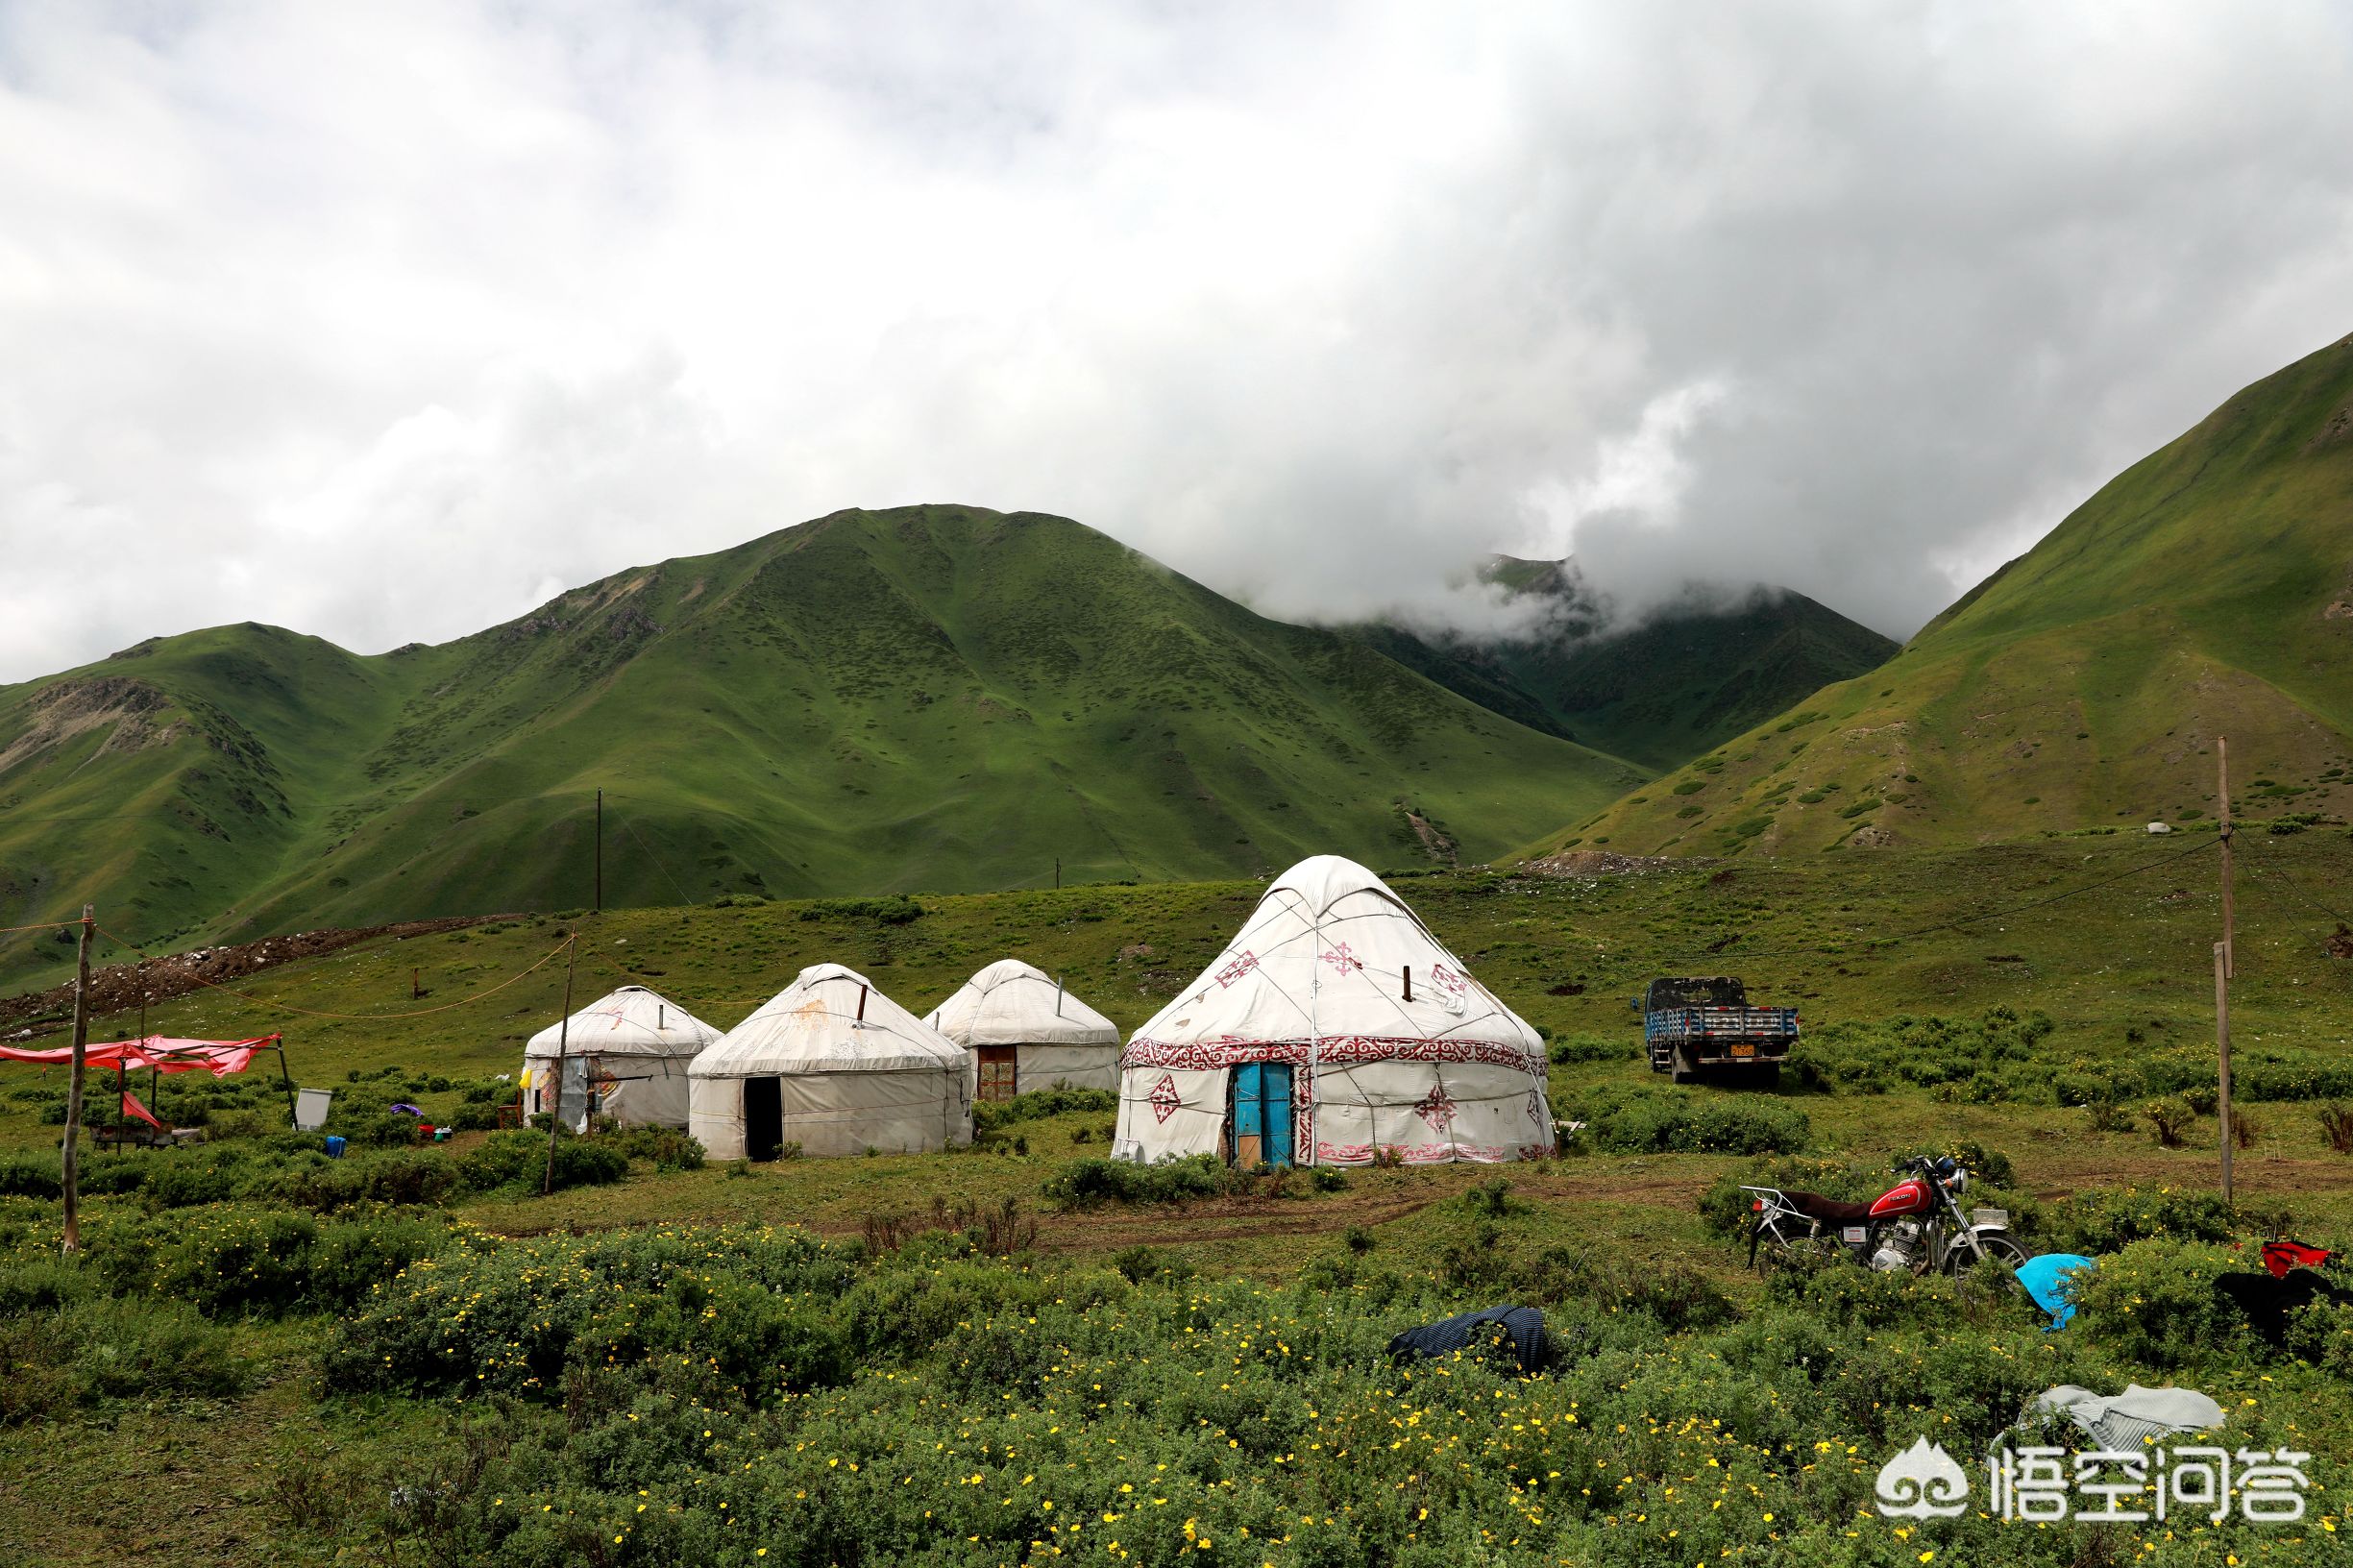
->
[[926, 960, 1120, 1100], [1112, 856, 1553, 1167], [521, 985, 721, 1131], [689, 964, 971, 1160]]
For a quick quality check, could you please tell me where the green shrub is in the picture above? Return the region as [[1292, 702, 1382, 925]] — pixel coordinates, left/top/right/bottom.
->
[[1040, 1155, 1238, 1208], [0, 1156, 61, 1200], [1513, 1243, 1735, 1332], [1581, 1088, 1810, 1155], [606, 1124, 705, 1172], [970, 1086, 1117, 1132], [254, 1149, 460, 1212], [0, 1293, 243, 1424], [1459, 1178, 1520, 1219], [1545, 1033, 1633, 1066], [2071, 1239, 2251, 1368], [454, 1130, 628, 1196], [797, 894, 923, 925], [2042, 1186, 2241, 1254], [1111, 1245, 1194, 1286], [81, 1206, 448, 1317], [2285, 1298, 2353, 1379], [323, 1225, 857, 1401]]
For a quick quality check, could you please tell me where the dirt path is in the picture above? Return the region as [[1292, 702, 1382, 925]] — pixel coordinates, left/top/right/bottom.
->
[[0, 913, 522, 1039]]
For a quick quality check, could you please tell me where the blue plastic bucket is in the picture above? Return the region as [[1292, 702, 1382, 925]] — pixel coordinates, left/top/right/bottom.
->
[[325, 1135, 346, 1159]]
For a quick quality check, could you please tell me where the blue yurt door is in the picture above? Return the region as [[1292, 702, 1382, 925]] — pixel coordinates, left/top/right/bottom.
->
[[1231, 1063, 1294, 1167]]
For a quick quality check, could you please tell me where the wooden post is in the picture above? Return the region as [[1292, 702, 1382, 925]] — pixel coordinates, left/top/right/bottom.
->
[[411, 967, 422, 1000], [2218, 738, 2235, 979], [1054, 857, 1061, 891], [2216, 738, 2235, 1206], [594, 789, 603, 915], [61, 905, 92, 1253], [542, 934, 577, 1196], [2215, 942, 2234, 1207], [140, 990, 153, 1127]]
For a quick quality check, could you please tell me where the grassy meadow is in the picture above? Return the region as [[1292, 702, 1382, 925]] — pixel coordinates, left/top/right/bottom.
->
[[2, 835, 2352, 1564]]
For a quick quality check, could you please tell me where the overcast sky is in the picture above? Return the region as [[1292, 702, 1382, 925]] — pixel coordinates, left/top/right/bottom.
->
[[3, 1, 2350, 683]]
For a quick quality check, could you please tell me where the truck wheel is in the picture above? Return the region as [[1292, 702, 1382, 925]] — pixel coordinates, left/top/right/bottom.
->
[[1669, 1053, 1698, 1085]]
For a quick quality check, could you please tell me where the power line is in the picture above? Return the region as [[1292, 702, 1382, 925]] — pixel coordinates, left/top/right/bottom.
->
[[2238, 849, 2353, 928], [606, 801, 701, 909], [90, 924, 576, 1022]]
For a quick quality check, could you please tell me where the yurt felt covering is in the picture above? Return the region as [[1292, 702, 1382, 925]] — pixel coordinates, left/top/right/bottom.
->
[[1111, 856, 1553, 1166], [690, 964, 970, 1160], [927, 959, 1120, 1094]]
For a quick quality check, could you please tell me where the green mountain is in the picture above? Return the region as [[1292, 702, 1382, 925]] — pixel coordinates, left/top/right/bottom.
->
[[1356, 562, 1899, 771], [1548, 331, 2353, 858], [0, 506, 1645, 981]]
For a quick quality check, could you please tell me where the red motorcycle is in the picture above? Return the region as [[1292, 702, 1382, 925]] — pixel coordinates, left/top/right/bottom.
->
[[1743, 1155, 2026, 1276]]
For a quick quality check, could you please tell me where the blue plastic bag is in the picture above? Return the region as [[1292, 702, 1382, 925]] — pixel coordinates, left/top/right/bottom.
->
[[2015, 1252, 2093, 1329]]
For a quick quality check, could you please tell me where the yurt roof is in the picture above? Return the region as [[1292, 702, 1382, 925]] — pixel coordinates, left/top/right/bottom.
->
[[692, 964, 966, 1076], [927, 960, 1118, 1047], [525, 985, 723, 1059], [1124, 855, 1543, 1066]]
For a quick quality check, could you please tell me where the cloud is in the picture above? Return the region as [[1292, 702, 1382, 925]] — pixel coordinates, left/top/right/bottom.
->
[[2, 0, 2350, 681]]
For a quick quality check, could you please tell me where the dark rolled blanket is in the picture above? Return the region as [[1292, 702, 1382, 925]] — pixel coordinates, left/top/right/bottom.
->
[[1386, 1305, 1554, 1375]]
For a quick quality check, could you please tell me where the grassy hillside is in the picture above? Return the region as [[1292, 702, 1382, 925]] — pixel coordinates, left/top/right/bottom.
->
[[1360, 561, 1898, 771], [0, 507, 1642, 987], [8, 842, 2353, 1562], [1552, 332, 2353, 857], [6, 829, 2350, 1127]]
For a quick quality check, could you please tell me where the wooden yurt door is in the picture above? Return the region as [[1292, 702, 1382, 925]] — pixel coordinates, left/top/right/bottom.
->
[[1230, 1064, 1294, 1168], [975, 1045, 1018, 1102]]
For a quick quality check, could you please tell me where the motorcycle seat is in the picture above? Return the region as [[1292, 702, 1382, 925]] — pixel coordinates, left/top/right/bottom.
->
[[1780, 1190, 1875, 1224]]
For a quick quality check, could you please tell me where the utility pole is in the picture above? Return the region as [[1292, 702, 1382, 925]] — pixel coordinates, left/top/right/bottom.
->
[[594, 789, 603, 915], [61, 906, 92, 1253], [542, 933, 578, 1196], [2217, 737, 2236, 1208]]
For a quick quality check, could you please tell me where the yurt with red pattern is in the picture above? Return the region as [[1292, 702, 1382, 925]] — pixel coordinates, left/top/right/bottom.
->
[[1111, 856, 1552, 1166]]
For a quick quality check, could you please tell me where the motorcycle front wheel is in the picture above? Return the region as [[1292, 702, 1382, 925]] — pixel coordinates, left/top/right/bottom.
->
[[1938, 1232, 2028, 1275]]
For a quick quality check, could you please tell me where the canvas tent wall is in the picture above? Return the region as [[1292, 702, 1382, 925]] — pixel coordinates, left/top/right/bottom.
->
[[1111, 855, 1553, 1167], [926, 959, 1120, 1099], [522, 985, 720, 1132], [689, 964, 972, 1160]]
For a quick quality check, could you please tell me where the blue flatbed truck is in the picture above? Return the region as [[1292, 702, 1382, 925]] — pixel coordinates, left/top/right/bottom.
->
[[1636, 976, 1798, 1088]]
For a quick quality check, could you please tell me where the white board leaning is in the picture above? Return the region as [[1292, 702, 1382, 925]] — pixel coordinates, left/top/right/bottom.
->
[[1111, 855, 1553, 1167], [689, 964, 972, 1160], [926, 959, 1120, 1100]]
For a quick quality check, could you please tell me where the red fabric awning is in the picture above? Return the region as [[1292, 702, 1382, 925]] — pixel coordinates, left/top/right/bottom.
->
[[0, 1035, 279, 1076], [121, 1090, 165, 1130]]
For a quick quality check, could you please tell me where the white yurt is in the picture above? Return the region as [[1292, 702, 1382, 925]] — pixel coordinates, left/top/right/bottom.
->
[[926, 959, 1120, 1100], [689, 964, 972, 1160], [1112, 856, 1553, 1167], [521, 984, 722, 1131]]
